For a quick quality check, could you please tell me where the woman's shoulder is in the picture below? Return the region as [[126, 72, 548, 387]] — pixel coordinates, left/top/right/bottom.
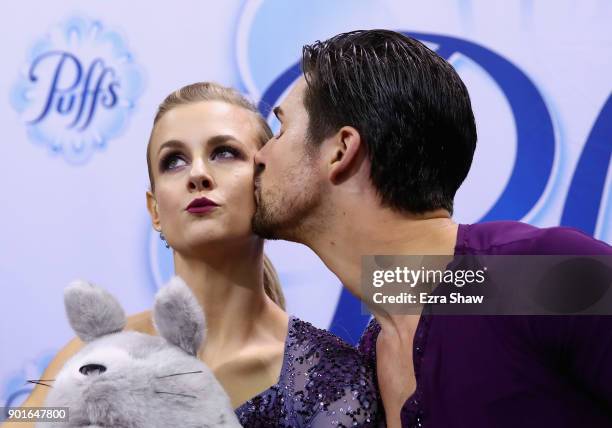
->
[[356, 317, 381, 367], [287, 316, 368, 365], [126, 309, 156, 335], [282, 316, 380, 426], [286, 316, 375, 381]]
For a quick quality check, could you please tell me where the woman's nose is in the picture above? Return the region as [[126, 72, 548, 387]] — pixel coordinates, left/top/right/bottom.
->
[[188, 159, 213, 191]]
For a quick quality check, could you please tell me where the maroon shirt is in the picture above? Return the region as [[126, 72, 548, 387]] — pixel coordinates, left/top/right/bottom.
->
[[359, 221, 612, 427]]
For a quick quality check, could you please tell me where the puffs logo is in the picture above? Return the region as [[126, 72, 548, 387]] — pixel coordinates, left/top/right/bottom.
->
[[11, 16, 144, 164]]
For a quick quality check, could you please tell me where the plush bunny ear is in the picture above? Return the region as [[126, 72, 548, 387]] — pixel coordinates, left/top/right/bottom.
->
[[153, 276, 205, 356], [64, 280, 126, 342]]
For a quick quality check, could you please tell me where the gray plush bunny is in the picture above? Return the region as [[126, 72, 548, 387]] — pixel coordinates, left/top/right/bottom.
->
[[38, 276, 242, 428]]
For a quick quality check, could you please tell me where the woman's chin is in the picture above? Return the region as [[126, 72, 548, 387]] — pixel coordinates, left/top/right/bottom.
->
[[178, 233, 259, 254]]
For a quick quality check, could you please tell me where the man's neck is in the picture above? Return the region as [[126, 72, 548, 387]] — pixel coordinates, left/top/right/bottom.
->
[[303, 205, 459, 304]]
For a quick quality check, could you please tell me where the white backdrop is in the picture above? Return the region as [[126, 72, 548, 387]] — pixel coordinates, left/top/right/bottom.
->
[[1, 0, 611, 408]]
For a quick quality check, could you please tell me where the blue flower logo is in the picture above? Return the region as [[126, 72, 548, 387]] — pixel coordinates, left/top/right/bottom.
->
[[10, 16, 144, 164]]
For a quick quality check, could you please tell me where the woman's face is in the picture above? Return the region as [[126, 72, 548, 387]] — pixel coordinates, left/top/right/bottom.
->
[[147, 101, 263, 252]]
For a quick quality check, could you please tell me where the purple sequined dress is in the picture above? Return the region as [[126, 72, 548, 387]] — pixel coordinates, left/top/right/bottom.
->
[[358, 221, 612, 427], [235, 315, 380, 427]]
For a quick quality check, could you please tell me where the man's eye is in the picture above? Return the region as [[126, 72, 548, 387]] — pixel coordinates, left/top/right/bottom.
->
[[160, 153, 187, 171], [212, 145, 241, 160]]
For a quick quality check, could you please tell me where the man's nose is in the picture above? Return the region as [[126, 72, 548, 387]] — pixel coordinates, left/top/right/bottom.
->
[[254, 148, 266, 174], [188, 159, 213, 191], [254, 161, 265, 178]]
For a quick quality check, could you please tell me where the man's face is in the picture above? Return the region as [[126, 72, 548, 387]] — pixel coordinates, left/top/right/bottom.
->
[[253, 78, 322, 241]]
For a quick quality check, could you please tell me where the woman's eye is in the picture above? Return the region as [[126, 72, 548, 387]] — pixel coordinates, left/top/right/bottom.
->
[[160, 153, 186, 171], [211, 145, 241, 160]]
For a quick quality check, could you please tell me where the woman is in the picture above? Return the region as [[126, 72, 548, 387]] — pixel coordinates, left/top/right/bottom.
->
[[15, 83, 378, 427]]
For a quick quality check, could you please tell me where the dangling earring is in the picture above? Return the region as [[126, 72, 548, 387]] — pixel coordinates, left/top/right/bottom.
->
[[159, 231, 170, 249]]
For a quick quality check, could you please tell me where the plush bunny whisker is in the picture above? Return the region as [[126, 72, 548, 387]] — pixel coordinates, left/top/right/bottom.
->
[[154, 391, 197, 399], [156, 370, 204, 379], [27, 380, 54, 388]]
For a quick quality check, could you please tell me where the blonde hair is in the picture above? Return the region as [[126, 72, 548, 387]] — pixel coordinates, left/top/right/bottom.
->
[[147, 82, 272, 192], [147, 82, 285, 310]]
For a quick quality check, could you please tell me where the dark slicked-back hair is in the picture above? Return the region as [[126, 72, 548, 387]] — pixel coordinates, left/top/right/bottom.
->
[[301, 29, 477, 214]]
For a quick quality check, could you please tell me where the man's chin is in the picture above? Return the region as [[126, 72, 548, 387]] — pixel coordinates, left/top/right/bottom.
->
[[252, 209, 283, 240], [253, 191, 316, 243]]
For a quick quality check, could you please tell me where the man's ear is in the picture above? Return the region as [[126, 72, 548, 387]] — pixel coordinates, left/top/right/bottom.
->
[[146, 190, 161, 232], [327, 126, 363, 184]]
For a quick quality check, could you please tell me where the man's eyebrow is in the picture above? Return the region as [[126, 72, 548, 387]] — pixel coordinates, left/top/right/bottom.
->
[[273, 106, 283, 120]]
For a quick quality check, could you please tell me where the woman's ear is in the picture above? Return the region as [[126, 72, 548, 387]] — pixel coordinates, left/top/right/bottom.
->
[[146, 190, 161, 231], [327, 126, 363, 184]]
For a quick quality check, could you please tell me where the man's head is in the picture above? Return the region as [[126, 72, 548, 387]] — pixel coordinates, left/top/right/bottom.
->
[[253, 29, 477, 240]]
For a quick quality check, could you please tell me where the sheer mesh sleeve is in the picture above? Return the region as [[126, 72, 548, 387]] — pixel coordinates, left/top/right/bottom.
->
[[357, 317, 380, 369], [287, 317, 380, 427], [236, 316, 381, 427], [306, 382, 378, 427]]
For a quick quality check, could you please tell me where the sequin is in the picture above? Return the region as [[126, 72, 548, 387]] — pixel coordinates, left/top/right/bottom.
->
[[358, 315, 431, 427], [235, 316, 380, 427]]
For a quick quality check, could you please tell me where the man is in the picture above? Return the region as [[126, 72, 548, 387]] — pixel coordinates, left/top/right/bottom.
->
[[253, 29, 612, 427]]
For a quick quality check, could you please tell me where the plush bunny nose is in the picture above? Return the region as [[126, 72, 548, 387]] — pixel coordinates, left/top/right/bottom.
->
[[79, 363, 107, 376]]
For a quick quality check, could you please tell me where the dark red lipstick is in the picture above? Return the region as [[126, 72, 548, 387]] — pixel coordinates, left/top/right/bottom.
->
[[186, 197, 218, 214]]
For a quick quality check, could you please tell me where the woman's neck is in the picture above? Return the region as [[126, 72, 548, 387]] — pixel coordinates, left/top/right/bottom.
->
[[171, 240, 287, 359]]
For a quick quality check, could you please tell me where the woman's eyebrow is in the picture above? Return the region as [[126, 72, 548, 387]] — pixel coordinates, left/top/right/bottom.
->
[[158, 135, 241, 154], [157, 139, 185, 155], [157, 135, 246, 158], [207, 134, 241, 147], [208, 134, 254, 153]]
